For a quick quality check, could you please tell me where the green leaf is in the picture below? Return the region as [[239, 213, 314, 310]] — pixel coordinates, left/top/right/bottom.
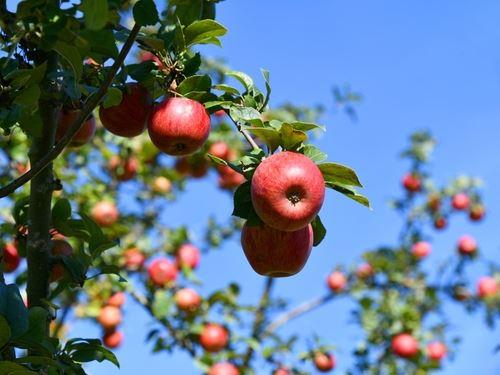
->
[[213, 84, 240, 95], [81, 29, 118, 58], [260, 69, 271, 110], [0, 361, 36, 374], [18, 307, 49, 344], [280, 123, 307, 150], [311, 215, 326, 247], [53, 41, 83, 81], [286, 121, 325, 132], [232, 182, 262, 225], [14, 84, 40, 110], [301, 144, 327, 163], [81, 0, 109, 30], [229, 106, 262, 126], [152, 291, 173, 318], [244, 127, 281, 152], [318, 163, 363, 187], [0, 315, 11, 348], [102, 87, 123, 109], [133, 0, 159, 26], [177, 75, 212, 95], [52, 198, 72, 221], [184, 19, 227, 47], [226, 71, 254, 91], [327, 182, 371, 208], [0, 283, 29, 338], [18, 110, 43, 137], [207, 154, 228, 166]]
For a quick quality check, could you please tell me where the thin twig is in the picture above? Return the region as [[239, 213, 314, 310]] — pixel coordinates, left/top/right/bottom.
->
[[226, 113, 261, 151], [0, 23, 142, 199]]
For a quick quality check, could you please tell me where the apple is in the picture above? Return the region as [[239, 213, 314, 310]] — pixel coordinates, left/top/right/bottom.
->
[[148, 258, 177, 287], [56, 109, 96, 147], [391, 333, 419, 358], [469, 204, 485, 221], [356, 263, 374, 279], [213, 109, 226, 118], [91, 201, 119, 227], [434, 217, 447, 230], [200, 323, 228, 352], [241, 222, 313, 277], [174, 157, 190, 175], [108, 155, 138, 181], [452, 193, 469, 210], [273, 368, 291, 375], [99, 84, 151, 138], [174, 288, 201, 312], [209, 141, 231, 160], [97, 306, 122, 331], [152, 176, 172, 194], [426, 341, 447, 361], [176, 243, 201, 269], [103, 330, 123, 349], [314, 352, 335, 372], [457, 235, 477, 255], [139, 51, 165, 69], [453, 286, 470, 301], [3, 242, 20, 273], [218, 166, 245, 190], [327, 271, 347, 292], [123, 247, 145, 271], [251, 151, 325, 231], [477, 276, 497, 298], [148, 97, 211, 155], [411, 241, 431, 259], [189, 158, 209, 178], [49, 238, 73, 282], [427, 193, 441, 212], [108, 292, 126, 308], [402, 173, 421, 193], [208, 362, 238, 375]]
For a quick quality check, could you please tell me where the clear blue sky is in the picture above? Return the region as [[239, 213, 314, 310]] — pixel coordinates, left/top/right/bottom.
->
[[7, 0, 500, 374]]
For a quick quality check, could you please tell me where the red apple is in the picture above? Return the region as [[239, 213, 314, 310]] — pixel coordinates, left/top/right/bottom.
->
[[3, 242, 20, 273], [411, 241, 431, 259], [108, 155, 138, 181], [49, 238, 73, 282], [152, 176, 172, 194], [391, 333, 419, 358], [457, 235, 477, 255], [99, 84, 151, 138], [176, 243, 201, 269], [148, 97, 210, 155], [123, 247, 145, 271], [91, 201, 119, 227], [251, 151, 325, 231], [469, 204, 485, 221], [218, 166, 245, 190], [103, 330, 123, 349], [209, 141, 231, 160], [427, 193, 441, 212], [200, 323, 228, 352], [175, 157, 190, 175], [208, 362, 238, 375], [148, 258, 177, 287], [241, 222, 313, 277], [452, 193, 469, 210], [426, 341, 447, 361], [174, 288, 201, 312], [356, 263, 374, 279], [327, 271, 347, 292], [97, 306, 122, 331], [189, 158, 209, 178], [213, 109, 226, 118], [56, 109, 96, 147], [273, 368, 291, 375], [139, 51, 165, 69], [477, 276, 497, 298], [402, 173, 421, 193], [434, 217, 447, 230], [108, 292, 126, 308], [314, 352, 335, 372]]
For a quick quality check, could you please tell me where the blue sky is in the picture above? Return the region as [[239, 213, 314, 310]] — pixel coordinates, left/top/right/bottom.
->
[[6, 0, 500, 374]]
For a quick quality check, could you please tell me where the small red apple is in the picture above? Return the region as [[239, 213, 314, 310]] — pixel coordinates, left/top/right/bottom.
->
[[108, 155, 138, 181], [91, 201, 119, 227], [200, 323, 228, 353], [391, 333, 419, 358], [56, 109, 96, 147], [457, 235, 477, 255], [213, 109, 226, 118], [327, 271, 347, 292], [103, 330, 123, 349], [452, 193, 469, 210], [402, 173, 421, 193], [241, 222, 313, 277], [434, 217, 447, 230], [123, 247, 145, 271], [208, 362, 238, 375], [189, 158, 209, 178], [49, 238, 73, 282], [174, 157, 190, 175], [356, 263, 374, 279], [251, 151, 325, 232], [273, 368, 291, 375], [314, 352, 335, 372], [97, 306, 122, 331], [3, 242, 20, 273], [426, 341, 447, 361], [209, 141, 231, 160], [174, 288, 201, 312], [139, 51, 165, 69], [469, 204, 485, 221], [176, 243, 201, 269], [152, 176, 172, 194], [148, 97, 211, 156], [108, 292, 126, 308], [477, 276, 497, 298], [99, 84, 151, 138], [148, 258, 177, 287], [411, 241, 431, 259], [218, 166, 245, 190]]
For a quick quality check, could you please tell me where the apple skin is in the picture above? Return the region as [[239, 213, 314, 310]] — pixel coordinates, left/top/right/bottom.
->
[[176, 244, 201, 269], [457, 235, 477, 255], [411, 241, 431, 259], [209, 141, 231, 160], [213, 109, 226, 118], [327, 271, 347, 292], [3, 242, 20, 273], [402, 173, 421, 193], [251, 151, 325, 232], [97, 306, 122, 331], [356, 263, 374, 279], [49, 238, 73, 282], [91, 201, 119, 227], [427, 193, 441, 212], [426, 341, 447, 361], [56, 109, 96, 147], [314, 352, 335, 372], [147, 258, 178, 287], [103, 330, 123, 349], [152, 176, 172, 194], [273, 368, 291, 375], [123, 248, 145, 271], [139, 51, 165, 69], [477, 276, 497, 298], [391, 333, 419, 358], [200, 323, 228, 352], [218, 166, 245, 190], [174, 288, 201, 312], [451, 193, 470, 210], [99, 84, 152, 138], [109, 155, 138, 181], [241, 222, 313, 278], [108, 292, 126, 308], [208, 362, 239, 375], [434, 217, 447, 230], [469, 204, 485, 221], [148, 97, 211, 156]]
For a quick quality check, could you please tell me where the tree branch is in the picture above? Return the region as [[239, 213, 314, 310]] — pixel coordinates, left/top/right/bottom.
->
[[226, 113, 261, 151], [0, 23, 142, 199]]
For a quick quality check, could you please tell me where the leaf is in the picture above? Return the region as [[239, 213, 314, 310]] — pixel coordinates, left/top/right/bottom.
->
[[52, 198, 71, 221], [0, 283, 29, 338], [229, 106, 262, 126], [327, 182, 371, 208], [213, 84, 240, 95], [81, 29, 118, 58], [102, 87, 123, 109], [318, 163, 363, 187], [184, 19, 227, 47], [207, 154, 228, 166], [14, 84, 40, 110], [286, 121, 325, 132], [177, 75, 212, 95], [311, 215, 326, 247], [280, 123, 307, 150], [0, 361, 36, 374], [260, 69, 271, 110], [81, 0, 109, 30], [244, 127, 281, 152], [152, 291, 173, 318], [18, 110, 43, 137], [232, 182, 262, 225], [301, 144, 327, 163], [53, 41, 83, 81], [0, 315, 11, 348], [18, 307, 49, 343], [226, 71, 254, 91], [133, 0, 159, 26]]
